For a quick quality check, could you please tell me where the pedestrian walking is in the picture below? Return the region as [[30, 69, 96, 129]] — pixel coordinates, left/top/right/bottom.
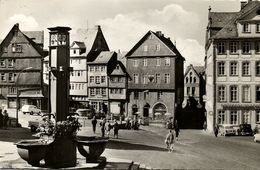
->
[[0, 109, 3, 128], [99, 118, 106, 137], [3, 110, 9, 129], [113, 119, 119, 139], [125, 118, 130, 129], [165, 130, 175, 152], [174, 120, 180, 140], [105, 120, 111, 137], [91, 116, 97, 134], [214, 125, 219, 137]]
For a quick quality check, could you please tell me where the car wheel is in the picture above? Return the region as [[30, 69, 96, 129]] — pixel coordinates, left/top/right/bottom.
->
[[31, 126, 37, 132], [30, 111, 33, 115]]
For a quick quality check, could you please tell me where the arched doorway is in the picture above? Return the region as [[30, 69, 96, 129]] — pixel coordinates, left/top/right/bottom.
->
[[153, 103, 167, 120], [143, 103, 150, 117]]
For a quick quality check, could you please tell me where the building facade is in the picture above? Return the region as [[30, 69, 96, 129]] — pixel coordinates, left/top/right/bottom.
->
[[0, 23, 44, 109], [126, 31, 184, 120], [87, 51, 117, 113], [69, 41, 88, 104], [183, 64, 205, 108], [109, 61, 130, 116], [205, 1, 260, 132]]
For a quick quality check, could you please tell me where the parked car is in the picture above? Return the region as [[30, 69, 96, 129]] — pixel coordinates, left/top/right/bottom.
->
[[218, 124, 237, 136], [94, 112, 106, 119], [237, 124, 253, 136], [21, 105, 41, 115], [76, 108, 94, 119], [254, 133, 260, 143]]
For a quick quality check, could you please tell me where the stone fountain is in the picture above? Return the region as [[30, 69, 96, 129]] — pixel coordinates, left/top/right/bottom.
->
[[16, 26, 108, 168]]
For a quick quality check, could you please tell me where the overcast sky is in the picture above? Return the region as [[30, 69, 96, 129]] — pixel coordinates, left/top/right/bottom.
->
[[0, 0, 242, 67]]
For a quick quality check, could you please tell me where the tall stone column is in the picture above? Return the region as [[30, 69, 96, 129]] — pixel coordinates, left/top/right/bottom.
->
[[48, 26, 71, 121]]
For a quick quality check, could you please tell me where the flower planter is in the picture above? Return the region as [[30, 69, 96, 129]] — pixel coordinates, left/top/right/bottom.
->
[[77, 136, 109, 162], [16, 139, 51, 166]]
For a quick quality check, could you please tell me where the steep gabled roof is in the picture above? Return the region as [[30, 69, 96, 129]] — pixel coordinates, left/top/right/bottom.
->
[[184, 64, 204, 77], [0, 24, 44, 56], [74, 25, 109, 61], [89, 51, 115, 64], [23, 31, 44, 44], [212, 1, 260, 39], [125, 30, 185, 60], [209, 12, 237, 28], [110, 61, 131, 79], [71, 41, 86, 49]]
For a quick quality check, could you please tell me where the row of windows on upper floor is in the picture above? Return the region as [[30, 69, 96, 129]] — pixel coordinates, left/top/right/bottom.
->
[[143, 44, 161, 52], [242, 23, 260, 33], [1, 44, 22, 53], [185, 71, 199, 84], [217, 61, 260, 76], [89, 88, 124, 96], [217, 41, 260, 54], [89, 76, 125, 84], [186, 86, 196, 96], [0, 73, 16, 82], [132, 73, 170, 84], [0, 59, 15, 68], [217, 110, 260, 125], [89, 65, 106, 72], [132, 91, 163, 100], [69, 83, 86, 90], [70, 71, 84, 77], [132, 57, 170, 67], [217, 85, 260, 103]]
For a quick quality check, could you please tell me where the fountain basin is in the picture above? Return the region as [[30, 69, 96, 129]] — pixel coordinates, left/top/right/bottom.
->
[[15, 139, 51, 166], [77, 136, 109, 162]]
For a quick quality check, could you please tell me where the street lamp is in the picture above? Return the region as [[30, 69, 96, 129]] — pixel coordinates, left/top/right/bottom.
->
[[16, 67, 33, 127]]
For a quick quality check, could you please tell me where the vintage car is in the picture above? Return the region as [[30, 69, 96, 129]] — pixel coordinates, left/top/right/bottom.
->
[[76, 108, 94, 119], [254, 133, 260, 143], [21, 105, 41, 115], [237, 124, 253, 136], [218, 124, 237, 136]]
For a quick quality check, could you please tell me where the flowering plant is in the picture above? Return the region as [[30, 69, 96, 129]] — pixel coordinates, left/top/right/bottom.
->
[[34, 113, 81, 143], [54, 116, 81, 138]]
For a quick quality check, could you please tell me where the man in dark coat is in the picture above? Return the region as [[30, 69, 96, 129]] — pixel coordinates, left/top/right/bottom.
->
[[91, 116, 97, 134], [113, 120, 119, 139], [99, 118, 106, 137]]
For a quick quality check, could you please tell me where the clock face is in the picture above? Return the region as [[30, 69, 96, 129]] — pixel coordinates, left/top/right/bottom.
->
[[51, 34, 57, 45]]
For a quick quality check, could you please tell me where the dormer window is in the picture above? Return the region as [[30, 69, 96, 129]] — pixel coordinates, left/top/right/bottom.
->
[[73, 50, 76, 54], [242, 23, 250, 33], [256, 23, 260, 33], [11, 43, 22, 53]]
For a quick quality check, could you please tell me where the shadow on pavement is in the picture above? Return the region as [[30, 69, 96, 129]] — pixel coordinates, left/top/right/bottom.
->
[[0, 127, 35, 143], [106, 139, 168, 151]]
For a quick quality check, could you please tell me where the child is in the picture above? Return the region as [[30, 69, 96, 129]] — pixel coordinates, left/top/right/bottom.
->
[[165, 130, 175, 152]]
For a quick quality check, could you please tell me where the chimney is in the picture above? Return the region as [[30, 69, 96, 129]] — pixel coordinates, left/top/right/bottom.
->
[[241, 1, 247, 10], [156, 31, 162, 37]]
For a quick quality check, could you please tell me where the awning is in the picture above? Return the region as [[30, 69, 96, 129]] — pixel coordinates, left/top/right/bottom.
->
[[19, 94, 44, 98], [7, 94, 44, 98], [222, 103, 260, 110]]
